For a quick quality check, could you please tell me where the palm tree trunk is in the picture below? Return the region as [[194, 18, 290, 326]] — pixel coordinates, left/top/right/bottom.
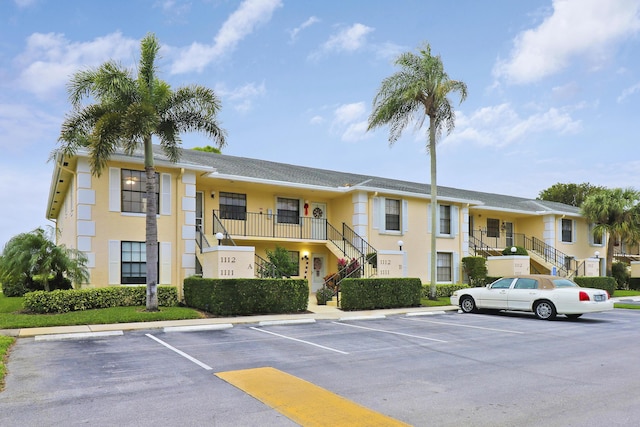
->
[[144, 139, 159, 311], [429, 116, 438, 299], [606, 235, 615, 277]]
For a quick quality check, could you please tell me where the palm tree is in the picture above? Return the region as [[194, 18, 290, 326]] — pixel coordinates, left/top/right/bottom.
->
[[57, 33, 226, 311], [581, 188, 640, 277], [367, 43, 467, 299], [0, 227, 89, 295]]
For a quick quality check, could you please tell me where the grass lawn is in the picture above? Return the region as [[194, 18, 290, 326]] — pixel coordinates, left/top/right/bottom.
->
[[421, 297, 454, 307], [0, 335, 15, 390], [0, 293, 204, 330], [613, 290, 640, 310]]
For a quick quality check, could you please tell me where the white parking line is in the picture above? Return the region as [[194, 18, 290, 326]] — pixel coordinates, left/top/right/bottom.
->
[[403, 317, 524, 334], [250, 327, 349, 355], [332, 321, 448, 343], [145, 333, 213, 370]]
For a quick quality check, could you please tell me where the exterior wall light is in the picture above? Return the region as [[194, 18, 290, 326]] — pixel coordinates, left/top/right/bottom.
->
[[215, 232, 224, 245], [398, 240, 404, 251]]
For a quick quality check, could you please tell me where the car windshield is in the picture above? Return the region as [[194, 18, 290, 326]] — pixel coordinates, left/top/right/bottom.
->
[[552, 279, 578, 288]]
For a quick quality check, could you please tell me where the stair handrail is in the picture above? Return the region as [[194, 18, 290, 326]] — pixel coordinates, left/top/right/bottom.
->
[[196, 224, 211, 253], [254, 254, 278, 278], [212, 212, 236, 246]]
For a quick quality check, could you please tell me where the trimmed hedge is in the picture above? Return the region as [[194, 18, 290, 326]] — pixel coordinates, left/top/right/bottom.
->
[[629, 278, 640, 291], [424, 283, 470, 299], [23, 286, 179, 314], [183, 277, 308, 316], [340, 278, 422, 311], [573, 276, 616, 296]]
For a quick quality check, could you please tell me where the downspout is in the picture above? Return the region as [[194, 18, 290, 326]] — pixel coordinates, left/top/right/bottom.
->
[[176, 168, 184, 298]]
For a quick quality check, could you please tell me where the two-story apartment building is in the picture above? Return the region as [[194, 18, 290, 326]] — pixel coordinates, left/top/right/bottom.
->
[[46, 146, 607, 292]]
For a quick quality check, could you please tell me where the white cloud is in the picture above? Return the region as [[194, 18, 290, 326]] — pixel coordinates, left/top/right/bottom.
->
[[215, 82, 266, 113], [448, 103, 582, 147], [14, 32, 139, 98], [331, 102, 370, 141], [309, 115, 324, 125], [309, 23, 373, 60], [0, 103, 62, 151], [493, 0, 640, 84], [289, 16, 320, 42], [171, 0, 283, 74], [617, 82, 640, 102], [13, 0, 37, 7]]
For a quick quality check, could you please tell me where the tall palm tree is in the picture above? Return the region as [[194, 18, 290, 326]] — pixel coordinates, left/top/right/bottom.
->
[[581, 188, 640, 277], [367, 43, 467, 299], [57, 33, 226, 311]]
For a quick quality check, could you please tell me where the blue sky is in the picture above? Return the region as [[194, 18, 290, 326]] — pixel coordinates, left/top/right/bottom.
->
[[1, 0, 640, 247]]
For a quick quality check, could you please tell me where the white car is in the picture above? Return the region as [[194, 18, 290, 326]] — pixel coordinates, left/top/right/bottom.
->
[[450, 275, 613, 320]]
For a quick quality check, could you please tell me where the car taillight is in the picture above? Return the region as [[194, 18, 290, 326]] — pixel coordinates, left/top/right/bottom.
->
[[606, 291, 610, 300], [579, 291, 590, 301]]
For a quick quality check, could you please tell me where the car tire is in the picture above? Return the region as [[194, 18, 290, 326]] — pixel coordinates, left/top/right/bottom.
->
[[460, 296, 477, 313], [566, 314, 582, 320], [534, 300, 556, 320]]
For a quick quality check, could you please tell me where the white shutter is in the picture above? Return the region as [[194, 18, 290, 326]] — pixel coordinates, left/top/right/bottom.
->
[[160, 173, 171, 215], [108, 240, 121, 285], [109, 168, 121, 212], [402, 199, 409, 233], [435, 204, 441, 236], [372, 197, 382, 230], [572, 220, 577, 243], [451, 206, 459, 237], [453, 252, 460, 283], [159, 242, 172, 284]]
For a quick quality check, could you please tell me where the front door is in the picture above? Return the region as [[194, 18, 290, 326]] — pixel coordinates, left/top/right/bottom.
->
[[311, 254, 326, 292], [505, 222, 514, 247], [311, 202, 327, 240]]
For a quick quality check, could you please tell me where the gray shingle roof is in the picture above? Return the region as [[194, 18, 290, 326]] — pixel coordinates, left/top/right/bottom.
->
[[154, 146, 581, 216]]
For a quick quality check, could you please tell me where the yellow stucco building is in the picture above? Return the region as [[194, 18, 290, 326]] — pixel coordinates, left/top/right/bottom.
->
[[47, 146, 607, 292]]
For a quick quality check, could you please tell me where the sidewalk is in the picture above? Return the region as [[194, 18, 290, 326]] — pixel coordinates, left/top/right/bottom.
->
[[0, 296, 460, 338]]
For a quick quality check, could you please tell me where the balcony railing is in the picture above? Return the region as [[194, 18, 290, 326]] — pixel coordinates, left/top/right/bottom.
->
[[213, 210, 328, 240]]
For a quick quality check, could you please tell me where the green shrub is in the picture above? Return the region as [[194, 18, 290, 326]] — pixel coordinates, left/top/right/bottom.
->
[[315, 287, 334, 305], [183, 277, 308, 316], [1, 280, 27, 297], [340, 278, 421, 311], [23, 286, 178, 314], [424, 283, 470, 298], [502, 246, 528, 255], [629, 278, 640, 291], [573, 276, 616, 296], [461, 257, 487, 287], [612, 261, 630, 290]]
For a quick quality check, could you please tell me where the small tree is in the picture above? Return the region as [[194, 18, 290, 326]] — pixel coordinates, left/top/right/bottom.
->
[[0, 228, 89, 296], [462, 257, 487, 287], [265, 246, 298, 278]]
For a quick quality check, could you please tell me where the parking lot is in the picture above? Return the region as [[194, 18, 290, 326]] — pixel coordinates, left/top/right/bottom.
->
[[2, 309, 639, 426]]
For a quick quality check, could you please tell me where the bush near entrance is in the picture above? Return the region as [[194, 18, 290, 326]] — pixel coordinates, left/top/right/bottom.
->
[[573, 276, 616, 296], [340, 278, 422, 311], [183, 277, 308, 316]]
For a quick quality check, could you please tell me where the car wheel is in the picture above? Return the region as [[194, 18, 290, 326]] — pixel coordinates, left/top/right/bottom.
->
[[566, 314, 582, 320], [534, 300, 556, 320], [460, 296, 477, 313]]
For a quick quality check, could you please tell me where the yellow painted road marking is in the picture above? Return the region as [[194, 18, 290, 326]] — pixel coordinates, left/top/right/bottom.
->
[[216, 367, 410, 427]]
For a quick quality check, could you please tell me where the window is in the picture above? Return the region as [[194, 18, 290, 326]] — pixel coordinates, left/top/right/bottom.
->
[[122, 169, 159, 213], [487, 218, 500, 238], [277, 197, 300, 224], [121, 241, 158, 284], [590, 224, 603, 245], [121, 241, 147, 284], [289, 250, 300, 276], [561, 218, 573, 243], [436, 252, 452, 282], [385, 199, 401, 231], [220, 192, 246, 220], [440, 205, 451, 234], [514, 278, 538, 289], [490, 278, 514, 289]]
